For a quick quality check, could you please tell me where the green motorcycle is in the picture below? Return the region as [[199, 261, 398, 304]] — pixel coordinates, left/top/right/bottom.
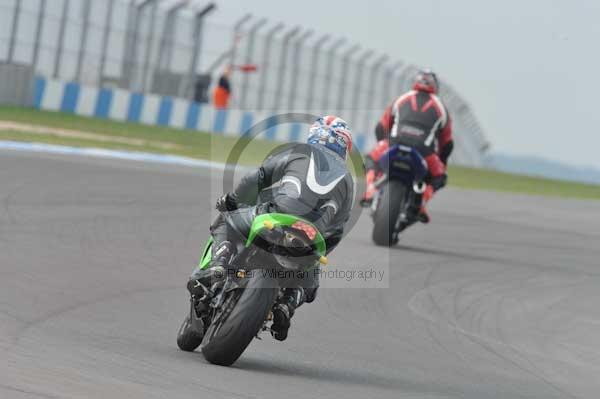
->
[[176, 212, 328, 366]]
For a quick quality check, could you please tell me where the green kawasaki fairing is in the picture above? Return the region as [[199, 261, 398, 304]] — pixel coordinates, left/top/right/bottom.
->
[[198, 213, 326, 270]]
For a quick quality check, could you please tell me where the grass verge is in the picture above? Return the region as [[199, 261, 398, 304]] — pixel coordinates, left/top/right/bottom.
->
[[0, 106, 279, 165], [1, 106, 599, 200]]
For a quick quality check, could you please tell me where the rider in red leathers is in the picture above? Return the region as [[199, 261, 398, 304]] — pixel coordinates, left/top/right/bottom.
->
[[360, 69, 454, 223]]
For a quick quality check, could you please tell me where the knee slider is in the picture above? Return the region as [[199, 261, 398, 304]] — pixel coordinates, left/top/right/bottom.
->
[[430, 174, 447, 191], [304, 287, 318, 303]]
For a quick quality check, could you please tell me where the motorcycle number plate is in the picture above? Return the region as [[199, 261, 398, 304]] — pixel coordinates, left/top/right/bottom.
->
[[392, 161, 411, 170]]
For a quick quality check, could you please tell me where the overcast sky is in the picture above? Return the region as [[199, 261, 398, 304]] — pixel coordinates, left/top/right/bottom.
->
[[212, 0, 600, 169]]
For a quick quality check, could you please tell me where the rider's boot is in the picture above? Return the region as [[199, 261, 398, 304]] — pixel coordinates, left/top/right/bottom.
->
[[187, 240, 235, 298], [360, 169, 378, 207], [271, 288, 305, 341], [417, 185, 434, 224]]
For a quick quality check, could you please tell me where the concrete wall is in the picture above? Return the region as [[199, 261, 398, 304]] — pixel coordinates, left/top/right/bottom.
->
[[0, 63, 34, 106]]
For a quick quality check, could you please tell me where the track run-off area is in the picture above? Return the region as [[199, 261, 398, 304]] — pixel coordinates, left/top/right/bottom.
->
[[2, 149, 600, 399]]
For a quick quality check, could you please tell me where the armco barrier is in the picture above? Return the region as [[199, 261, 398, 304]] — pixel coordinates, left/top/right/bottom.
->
[[32, 77, 373, 152]]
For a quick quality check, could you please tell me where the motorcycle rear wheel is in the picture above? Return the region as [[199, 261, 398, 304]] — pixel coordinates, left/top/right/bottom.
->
[[372, 180, 405, 246]]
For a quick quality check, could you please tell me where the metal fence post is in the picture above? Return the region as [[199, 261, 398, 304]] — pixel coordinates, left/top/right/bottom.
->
[[381, 61, 403, 105], [444, 85, 490, 154], [304, 34, 330, 111], [141, 0, 159, 92], [204, 16, 252, 76], [394, 64, 409, 94], [335, 44, 360, 113], [7, 0, 22, 63], [180, 3, 216, 99], [349, 49, 373, 131], [126, 0, 155, 89], [240, 18, 267, 109], [287, 29, 313, 110], [365, 54, 388, 111], [320, 37, 346, 111], [400, 65, 420, 91], [75, 0, 92, 82], [158, 0, 189, 72], [350, 49, 373, 110], [230, 14, 252, 68], [32, 0, 47, 72], [361, 54, 388, 134], [98, 0, 115, 86], [120, 0, 137, 87], [256, 23, 284, 110], [271, 26, 300, 110], [53, 0, 70, 79]]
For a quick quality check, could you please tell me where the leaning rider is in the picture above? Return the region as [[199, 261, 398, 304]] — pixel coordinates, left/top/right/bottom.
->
[[187, 116, 355, 341], [361, 69, 454, 223]]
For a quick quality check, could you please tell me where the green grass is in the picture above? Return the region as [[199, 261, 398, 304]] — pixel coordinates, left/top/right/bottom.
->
[[449, 165, 600, 200], [1, 106, 599, 200], [0, 106, 280, 165]]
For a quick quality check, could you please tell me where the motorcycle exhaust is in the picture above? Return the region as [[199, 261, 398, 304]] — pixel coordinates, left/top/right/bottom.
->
[[413, 181, 427, 194]]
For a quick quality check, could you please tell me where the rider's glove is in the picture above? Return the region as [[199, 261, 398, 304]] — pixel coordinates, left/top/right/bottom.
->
[[215, 192, 238, 212]]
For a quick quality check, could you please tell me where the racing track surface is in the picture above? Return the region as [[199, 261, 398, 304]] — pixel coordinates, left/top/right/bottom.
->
[[2, 150, 600, 399]]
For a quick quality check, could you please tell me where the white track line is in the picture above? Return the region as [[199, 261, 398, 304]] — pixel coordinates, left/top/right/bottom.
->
[[0, 140, 238, 170]]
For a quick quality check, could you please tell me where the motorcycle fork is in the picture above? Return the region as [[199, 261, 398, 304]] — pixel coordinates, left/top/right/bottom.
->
[[189, 297, 205, 334], [210, 276, 242, 310]]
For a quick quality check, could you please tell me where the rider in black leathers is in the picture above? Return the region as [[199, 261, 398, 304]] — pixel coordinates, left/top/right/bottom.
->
[[187, 116, 355, 341]]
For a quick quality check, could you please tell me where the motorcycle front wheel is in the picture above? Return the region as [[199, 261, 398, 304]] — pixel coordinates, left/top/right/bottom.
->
[[200, 272, 279, 366]]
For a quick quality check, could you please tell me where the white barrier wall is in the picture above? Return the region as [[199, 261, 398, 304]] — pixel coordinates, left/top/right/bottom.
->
[[32, 77, 372, 152]]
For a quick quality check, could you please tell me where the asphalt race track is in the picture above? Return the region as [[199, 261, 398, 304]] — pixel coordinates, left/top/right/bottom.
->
[[2, 150, 600, 399]]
